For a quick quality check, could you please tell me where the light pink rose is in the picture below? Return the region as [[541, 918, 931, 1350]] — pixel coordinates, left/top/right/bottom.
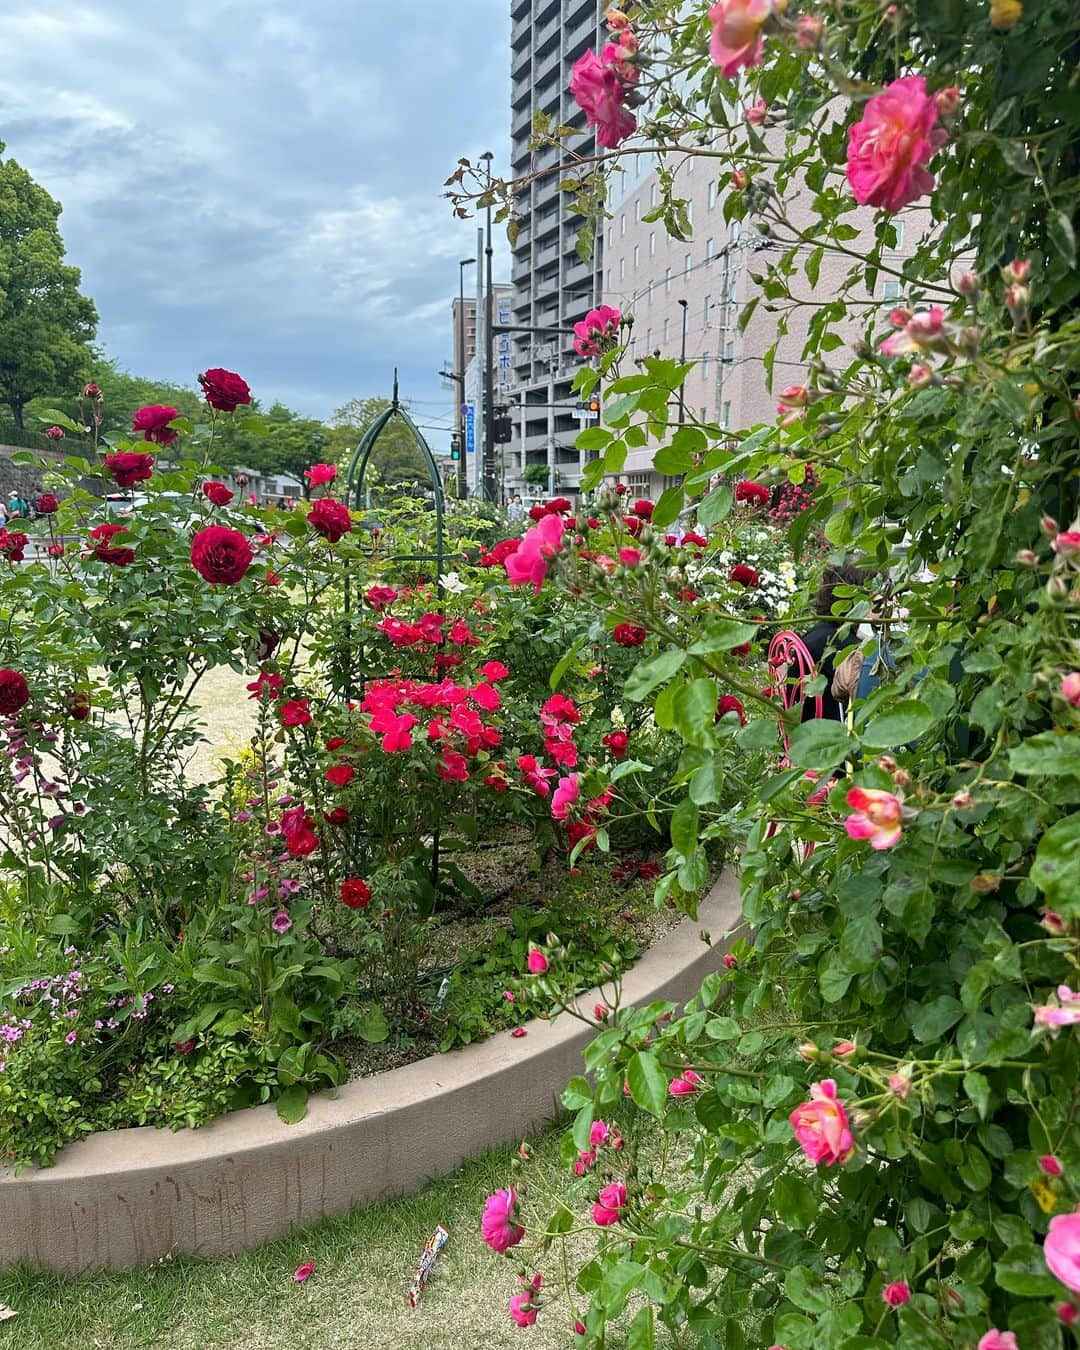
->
[[1052, 530, 1080, 558], [1045, 1213, 1080, 1294], [505, 513, 565, 593], [1061, 673, 1080, 707], [745, 99, 768, 124], [789, 1079, 856, 1166], [846, 75, 947, 211], [978, 1332, 1019, 1350], [844, 787, 904, 850], [593, 1181, 628, 1226], [795, 14, 823, 47], [880, 307, 946, 356], [481, 1188, 525, 1253], [707, 0, 773, 79], [569, 49, 637, 149]]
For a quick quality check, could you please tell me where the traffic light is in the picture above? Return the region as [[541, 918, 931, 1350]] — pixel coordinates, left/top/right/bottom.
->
[[450, 434, 461, 461], [492, 415, 513, 444], [577, 396, 601, 414]]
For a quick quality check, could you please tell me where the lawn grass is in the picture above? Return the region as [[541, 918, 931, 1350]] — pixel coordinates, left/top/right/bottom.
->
[[0, 1132, 596, 1350]]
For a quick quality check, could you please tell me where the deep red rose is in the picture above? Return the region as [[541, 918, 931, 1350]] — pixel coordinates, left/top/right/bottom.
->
[[602, 730, 629, 758], [247, 670, 284, 701], [717, 694, 747, 725], [325, 764, 355, 787], [682, 531, 708, 547], [340, 877, 372, 910], [613, 482, 627, 496], [198, 368, 252, 413], [735, 480, 770, 506], [0, 669, 30, 716], [545, 497, 573, 515], [82, 382, 102, 399], [190, 526, 254, 585], [326, 736, 349, 751], [68, 690, 91, 721], [173, 1037, 196, 1056], [730, 564, 760, 588], [106, 451, 156, 487], [44, 425, 64, 441], [246, 630, 279, 664], [0, 530, 28, 562], [732, 642, 752, 657], [528, 504, 545, 521], [131, 406, 179, 446], [35, 493, 59, 515], [624, 516, 643, 537], [285, 825, 319, 857], [202, 480, 235, 506], [89, 522, 135, 567], [280, 698, 312, 727], [612, 623, 647, 648], [632, 498, 654, 520], [587, 517, 601, 529], [325, 807, 350, 825], [307, 498, 352, 542]]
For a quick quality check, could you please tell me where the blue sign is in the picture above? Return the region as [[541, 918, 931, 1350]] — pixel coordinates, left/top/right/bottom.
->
[[464, 404, 475, 454]]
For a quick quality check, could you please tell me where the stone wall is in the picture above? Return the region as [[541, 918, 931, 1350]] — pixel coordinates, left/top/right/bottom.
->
[[0, 445, 102, 508]]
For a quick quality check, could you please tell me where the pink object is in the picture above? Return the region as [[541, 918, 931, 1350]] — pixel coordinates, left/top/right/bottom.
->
[[745, 99, 768, 125], [795, 13, 823, 47], [882, 1281, 910, 1307], [293, 1261, 315, 1282], [569, 50, 636, 149], [618, 547, 642, 566], [551, 774, 581, 821], [669, 1069, 703, 1097], [707, 0, 773, 78], [509, 1291, 538, 1327], [505, 513, 565, 593], [526, 946, 549, 975], [1061, 673, 1080, 708], [1040, 1154, 1064, 1177], [511, 1026, 528, 1038], [1052, 530, 1080, 557], [846, 75, 947, 211], [481, 1188, 525, 1253], [978, 1333, 1019, 1350], [1045, 1213, 1080, 1294], [593, 1181, 628, 1226], [589, 1120, 610, 1147], [304, 463, 337, 486], [888, 1073, 911, 1099], [789, 1079, 856, 1166], [845, 787, 904, 851]]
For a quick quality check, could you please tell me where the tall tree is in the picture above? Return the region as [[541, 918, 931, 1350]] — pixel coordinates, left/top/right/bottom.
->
[[327, 396, 431, 492], [216, 401, 328, 493], [0, 141, 97, 427], [26, 357, 204, 443]]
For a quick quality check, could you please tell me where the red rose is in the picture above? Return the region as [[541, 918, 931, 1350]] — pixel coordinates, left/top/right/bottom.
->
[[624, 516, 643, 537], [325, 807, 349, 825], [44, 425, 64, 441], [307, 498, 352, 542], [131, 406, 178, 446], [717, 695, 747, 725], [735, 480, 770, 506], [35, 493, 59, 515], [602, 730, 629, 758], [173, 1037, 196, 1056], [89, 522, 135, 567], [632, 498, 654, 520], [285, 825, 319, 857], [68, 690, 91, 721], [340, 877, 372, 910], [545, 497, 572, 515], [105, 451, 155, 487], [304, 463, 337, 486], [365, 584, 398, 610], [528, 504, 545, 521], [198, 368, 252, 412], [0, 531, 28, 562], [613, 482, 627, 495], [326, 736, 349, 751], [0, 669, 30, 716], [280, 699, 312, 727], [730, 564, 760, 588], [190, 526, 254, 585], [612, 623, 647, 647], [202, 480, 235, 506], [325, 764, 355, 787], [82, 382, 102, 399], [587, 517, 600, 528]]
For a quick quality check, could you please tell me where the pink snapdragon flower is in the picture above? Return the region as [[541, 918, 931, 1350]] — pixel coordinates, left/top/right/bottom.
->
[[593, 1181, 628, 1226], [789, 1079, 856, 1166], [481, 1188, 525, 1253], [707, 0, 773, 79], [505, 513, 565, 593], [846, 75, 947, 211], [844, 787, 904, 850]]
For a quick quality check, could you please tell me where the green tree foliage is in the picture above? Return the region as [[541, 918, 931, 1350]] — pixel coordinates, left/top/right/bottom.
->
[[214, 400, 328, 490], [0, 140, 97, 427], [25, 356, 204, 443], [327, 396, 431, 492]]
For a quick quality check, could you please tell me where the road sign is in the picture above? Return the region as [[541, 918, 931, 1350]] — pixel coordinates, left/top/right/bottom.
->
[[464, 405, 475, 454]]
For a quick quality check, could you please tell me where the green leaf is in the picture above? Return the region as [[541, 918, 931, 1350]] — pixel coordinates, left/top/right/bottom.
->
[[670, 797, 700, 857], [688, 620, 759, 655], [860, 699, 935, 749], [995, 1244, 1059, 1298], [673, 677, 717, 742], [1049, 208, 1077, 270], [651, 485, 684, 530], [784, 1266, 833, 1314], [599, 1260, 646, 1317], [653, 444, 696, 475], [549, 638, 586, 692], [772, 1175, 818, 1231], [698, 483, 733, 530], [627, 1050, 668, 1116], [1031, 812, 1080, 914], [275, 1084, 309, 1125], [911, 996, 964, 1043], [562, 1076, 593, 1110], [572, 1101, 595, 1152], [625, 649, 686, 702], [626, 1305, 655, 1350], [786, 720, 854, 770], [576, 427, 613, 451], [1010, 734, 1080, 777], [963, 1071, 991, 1121]]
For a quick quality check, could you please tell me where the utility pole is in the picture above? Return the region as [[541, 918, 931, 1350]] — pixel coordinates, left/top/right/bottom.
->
[[677, 298, 689, 425], [480, 151, 497, 505], [456, 256, 475, 498], [546, 355, 556, 498]]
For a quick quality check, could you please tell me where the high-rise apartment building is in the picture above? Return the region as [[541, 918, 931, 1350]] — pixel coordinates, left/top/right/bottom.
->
[[508, 0, 606, 497]]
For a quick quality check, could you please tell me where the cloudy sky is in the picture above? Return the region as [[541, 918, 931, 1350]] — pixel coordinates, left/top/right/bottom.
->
[[0, 1, 509, 448]]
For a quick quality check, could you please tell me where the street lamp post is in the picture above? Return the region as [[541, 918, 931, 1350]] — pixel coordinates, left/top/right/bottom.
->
[[456, 256, 476, 497], [677, 297, 689, 425], [480, 151, 496, 505]]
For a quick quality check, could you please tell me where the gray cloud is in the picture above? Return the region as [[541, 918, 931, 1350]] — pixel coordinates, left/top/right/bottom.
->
[[0, 0, 510, 444]]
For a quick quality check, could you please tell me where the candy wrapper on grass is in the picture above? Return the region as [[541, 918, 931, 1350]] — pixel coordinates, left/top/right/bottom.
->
[[408, 1224, 450, 1307]]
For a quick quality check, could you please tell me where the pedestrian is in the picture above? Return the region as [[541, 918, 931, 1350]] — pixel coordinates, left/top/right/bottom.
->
[[797, 560, 869, 723], [7, 490, 28, 520], [507, 492, 524, 523]]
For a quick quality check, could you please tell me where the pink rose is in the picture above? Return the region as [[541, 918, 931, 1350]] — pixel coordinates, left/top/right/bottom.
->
[[481, 1188, 525, 1253], [789, 1079, 856, 1166], [707, 0, 773, 79], [593, 1181, 628, 1226], [1045, 1213, 1080, 1294], [844, 787, 904, 850], [880, 306, 947, 356], [1040, 1155, 1064, 1177], [669, 1070, 703, 1097], [526, 946, 549, 974], [589, 1120, 610, 1147], [1034, 987, 1080, 1030], [551, 773, 581, 821], [509, 1291, 538, 1328], [293, 1260, 315, 1282], [569, 49, 636, 150], [505, 513, 565, 593], [1062, 673, 1080, 708], [305, 463, 337, 486], [846, 75, 947, 212], [1052, 530, 1080, 558], [745, 99, 768, 125], [882, 1282, 910, 1307], [573, 304, 622, 358], [618, 547, 642, 567], [978, 1333, 1019, 1350], [795, 14, 823, 47]]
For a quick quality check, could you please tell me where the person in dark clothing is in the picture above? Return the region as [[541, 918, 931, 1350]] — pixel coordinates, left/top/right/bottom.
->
[[799, 561, 868, 722]]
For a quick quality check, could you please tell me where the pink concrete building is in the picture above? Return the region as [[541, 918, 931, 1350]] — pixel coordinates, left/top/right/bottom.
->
[[599, 153, 928, 499]]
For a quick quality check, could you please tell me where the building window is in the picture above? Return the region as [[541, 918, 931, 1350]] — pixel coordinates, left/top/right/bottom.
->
[[650, 182, 658, 207], [606, 268, 612, 289], [629, 337, 637, 357], [619, 257, 625, 280], [635, 199, 641, 221], [891, 220, 905, 249], [684, 252, 692, 277], [647, 281, 654, 305], [686, 200, 693, 225], [708, 180, 717, 209], [705, 236, 714, 262], [620, 213, 626, 236], [722, 401, 731, 426], [728, 276, 738, 303], [882, 279, 901, 299], [607, 227, 612, 248], [725, 340, 735, 362], [704, 294, 712, 324], [645, 327, 653, 349], [663, 317, 671, 343], [700, 407, 706, 422], [731, 220, 741, 243], [649, 230, 656, 257], [702, 352, 710, 377], [634, 244, 640, 269], [665, 266, 672, 294]]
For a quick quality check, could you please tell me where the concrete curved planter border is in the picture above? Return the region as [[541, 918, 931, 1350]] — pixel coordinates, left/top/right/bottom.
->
[[1, 871, 743, 1273]]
